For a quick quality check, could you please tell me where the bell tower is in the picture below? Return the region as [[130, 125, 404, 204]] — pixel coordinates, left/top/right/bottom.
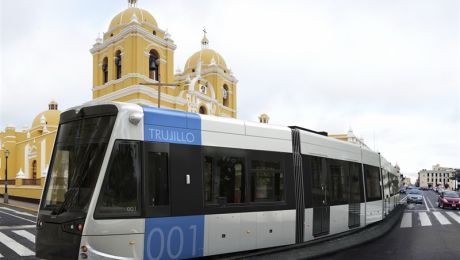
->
[[90, 0, 177, 107]]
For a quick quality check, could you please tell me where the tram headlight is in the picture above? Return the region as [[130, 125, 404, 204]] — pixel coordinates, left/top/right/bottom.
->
[[80, 245, 88, 259], [36, 219, 43, 229], [62, 220, 85, 235]]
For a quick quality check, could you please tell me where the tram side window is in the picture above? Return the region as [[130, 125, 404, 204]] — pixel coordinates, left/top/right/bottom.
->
[[204, 155, 245, 205], [204, 156, 213, 202], [250, 160, 284, 202], [328, 159, 349, 205], [349, 162, 364, 203], [391, 175, 399, 195], [364, 165, 382, 202], [382, 169, 389, 196], [147, 152, 169, 207], [95, 140, 141, 218]]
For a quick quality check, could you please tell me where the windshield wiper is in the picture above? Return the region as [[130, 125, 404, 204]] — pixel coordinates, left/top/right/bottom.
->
[[51, 189, 77, 215]]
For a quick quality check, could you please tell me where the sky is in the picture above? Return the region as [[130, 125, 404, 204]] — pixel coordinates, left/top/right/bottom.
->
[[1, 0, 459, 181]]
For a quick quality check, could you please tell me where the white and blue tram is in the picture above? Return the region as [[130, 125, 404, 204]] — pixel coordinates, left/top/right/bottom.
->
[[36, 102, 400, 259]]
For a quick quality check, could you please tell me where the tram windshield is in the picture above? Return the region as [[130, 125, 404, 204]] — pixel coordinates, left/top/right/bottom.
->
[[41, 115, 116, 215]]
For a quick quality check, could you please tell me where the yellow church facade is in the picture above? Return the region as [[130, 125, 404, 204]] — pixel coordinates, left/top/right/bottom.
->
[[90, 4, 238, 117], [1, 1, 238, 202], [0, 102, 60, 201]]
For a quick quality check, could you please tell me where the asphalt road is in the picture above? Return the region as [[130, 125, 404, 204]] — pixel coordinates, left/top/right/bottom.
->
[[0, 205, 37, 259], [1, 191, 459, 259], [320, 190, 460, 259]]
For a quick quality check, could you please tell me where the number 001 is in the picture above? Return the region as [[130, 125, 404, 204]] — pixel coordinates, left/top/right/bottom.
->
[[147, 225, 198, 259]]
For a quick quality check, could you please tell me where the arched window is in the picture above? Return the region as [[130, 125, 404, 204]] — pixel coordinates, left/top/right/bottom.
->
[[102, 57, 108, 84], [223, 84, 229, 107], [115, 50, 122, 79], [149, 50, 160, 81], [32, 160, 37, 179], [199, 106, 207, 115]]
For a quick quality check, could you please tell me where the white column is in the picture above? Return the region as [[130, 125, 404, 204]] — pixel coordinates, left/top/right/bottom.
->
[[41, 140, 46, 174], [24, 144, 29, 177]]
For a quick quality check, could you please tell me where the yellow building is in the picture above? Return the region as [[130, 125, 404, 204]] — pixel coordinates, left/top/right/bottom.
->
[[90, 0, 238, 117], [0, 101, 60, 201], [1, 0, 238, 202], [328, 128, 370, 149]]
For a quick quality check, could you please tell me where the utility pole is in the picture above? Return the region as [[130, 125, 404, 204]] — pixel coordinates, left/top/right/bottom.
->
[[140, 81, 178, 108], [4, 149, 9, 203]]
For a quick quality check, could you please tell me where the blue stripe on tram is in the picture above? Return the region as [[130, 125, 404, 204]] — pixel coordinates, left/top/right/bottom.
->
[[143, 106, 201, 145]]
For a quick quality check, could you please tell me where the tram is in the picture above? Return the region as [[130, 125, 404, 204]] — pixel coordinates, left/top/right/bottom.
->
[[36, 102, 400, 259]]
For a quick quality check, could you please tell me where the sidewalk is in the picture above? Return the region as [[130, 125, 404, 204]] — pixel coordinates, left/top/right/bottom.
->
[[0, 197, 39, 213]]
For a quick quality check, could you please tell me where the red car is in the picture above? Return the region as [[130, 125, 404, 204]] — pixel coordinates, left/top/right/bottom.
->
[[438, 191, 460, 209]]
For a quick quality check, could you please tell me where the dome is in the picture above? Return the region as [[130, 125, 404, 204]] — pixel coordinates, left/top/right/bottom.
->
[[184, 48, 228, 72], [107, 7, 158, 36], [31, 102, 61, 129]]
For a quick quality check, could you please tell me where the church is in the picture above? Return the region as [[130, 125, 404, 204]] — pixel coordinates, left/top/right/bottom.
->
[[90, 0, 238, 117], [0, 0, 238, 202]]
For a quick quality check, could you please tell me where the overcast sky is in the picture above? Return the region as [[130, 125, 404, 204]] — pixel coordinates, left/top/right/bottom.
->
[[1, 0, 459, 180]]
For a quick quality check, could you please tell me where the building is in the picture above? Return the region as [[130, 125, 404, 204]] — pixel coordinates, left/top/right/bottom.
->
[[418, 164, 458, 190], [258, 113, 270, 124], [1, 0, 238, 201], [401, 176, 411, 186], [90, 0, 238, 117], [0, 101, 60, 201], [329, 128, 370, 149]]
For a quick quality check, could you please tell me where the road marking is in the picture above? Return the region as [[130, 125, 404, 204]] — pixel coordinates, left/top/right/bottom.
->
[[433, 211, 451, 225], [418, 212, 432, 226], [0, 232, 34, 256], [0, 207, 35, 217], [0, 225, 35, 231], [400, 213, 412, 228], [445, 212, 460, 224], [12, 230, 35, 243], [400, 196, 407, 202], [0, 210, 35, 224], [423, 196, 430, 211], [425, 195, 435, 210]]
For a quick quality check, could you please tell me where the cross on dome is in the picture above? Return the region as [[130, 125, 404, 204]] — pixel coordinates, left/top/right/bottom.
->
[[128, 0, 137, 7], [201, 29, 209, 49]]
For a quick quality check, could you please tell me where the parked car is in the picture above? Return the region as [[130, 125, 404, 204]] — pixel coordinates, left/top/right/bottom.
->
[[407, 189, 423, 204], [438, 191, 460, 209], [400, 187, 406, 194]]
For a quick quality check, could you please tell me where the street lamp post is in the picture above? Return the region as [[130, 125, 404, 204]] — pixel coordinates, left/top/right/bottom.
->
[[140, 81, 178, 108], [4, 149, 9, 203]]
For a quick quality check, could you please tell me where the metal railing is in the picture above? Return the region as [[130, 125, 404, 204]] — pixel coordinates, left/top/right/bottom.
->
[[22, 179, 41, 186], [0, 180, 16, 185]]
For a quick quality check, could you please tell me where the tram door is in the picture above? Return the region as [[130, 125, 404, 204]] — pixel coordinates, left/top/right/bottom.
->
[[312, 157, 330, 237], [144, 142, 171, 217]]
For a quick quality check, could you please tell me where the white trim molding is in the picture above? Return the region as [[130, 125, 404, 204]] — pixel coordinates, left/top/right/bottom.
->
[[90, 85, 188, 106], [91, 24, 176, 54]]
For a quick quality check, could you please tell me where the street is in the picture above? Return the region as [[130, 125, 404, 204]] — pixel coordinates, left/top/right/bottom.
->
[[0, 205, 37, 259], [321, 190, 460, 259], [1, 190, 460, 259]]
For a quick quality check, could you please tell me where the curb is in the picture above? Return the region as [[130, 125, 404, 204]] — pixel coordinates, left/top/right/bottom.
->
[[0, 201, 39, 213]]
